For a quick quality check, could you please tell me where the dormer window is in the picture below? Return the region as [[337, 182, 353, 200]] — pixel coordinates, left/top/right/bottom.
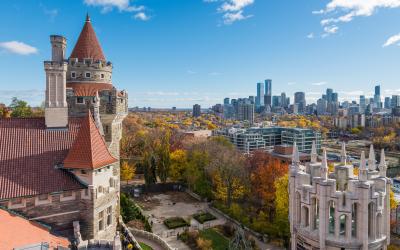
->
[[85, 72, 91, 78], [71, 72, 76, 78]]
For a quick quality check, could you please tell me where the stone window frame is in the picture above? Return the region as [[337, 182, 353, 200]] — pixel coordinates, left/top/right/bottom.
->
[[71, 71, 76, 79], [81, 189, 91, 200], [100, 73, 105, 79], [106, 206, 112, 227], [98, 211, 104, 231], [35, 194, 51, 206], [76, 97, 84, 104], [85, 71, 91, 78], [8, 197, 26, 209], [60, 191, 76, 202]]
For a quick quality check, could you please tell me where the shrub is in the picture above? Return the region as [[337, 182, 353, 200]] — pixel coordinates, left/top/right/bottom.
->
[[196, 237, 212, 250], [193, 212, 217, 224], [164, 217, 189, 229]]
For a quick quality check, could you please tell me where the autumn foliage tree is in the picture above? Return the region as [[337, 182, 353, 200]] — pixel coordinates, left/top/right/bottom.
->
[[248, 150, 288, 220], [121, 162, 135, 184]]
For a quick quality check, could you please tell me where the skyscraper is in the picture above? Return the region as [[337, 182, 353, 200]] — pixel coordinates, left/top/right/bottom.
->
[[384, 97, 391, 109], [294, 92, 306, 114], [256, 82, 265, 107], [264, 79, 272, 106], [326, 88, 333, 102], [360, 95, 366, 113], [374, 84, 381, 108], [281, 92, 287, 108], [193, 104, 201, 117], [237, 103, 254, 124], [224, 97, 230, 105]]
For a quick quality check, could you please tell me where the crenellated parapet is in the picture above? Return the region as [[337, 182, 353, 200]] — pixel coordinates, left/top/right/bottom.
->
[[289, 142, 391, 250]]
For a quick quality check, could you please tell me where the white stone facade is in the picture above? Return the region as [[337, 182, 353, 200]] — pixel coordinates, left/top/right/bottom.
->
[[289, 142, 391, 250]]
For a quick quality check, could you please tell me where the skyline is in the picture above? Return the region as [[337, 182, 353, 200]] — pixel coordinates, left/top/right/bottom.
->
[[1, 0, 400, 108]]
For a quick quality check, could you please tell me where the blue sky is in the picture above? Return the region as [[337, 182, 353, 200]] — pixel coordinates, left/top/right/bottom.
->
[[1, 0, 400, 108]]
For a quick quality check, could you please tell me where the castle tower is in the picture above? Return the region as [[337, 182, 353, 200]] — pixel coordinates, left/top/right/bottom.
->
[[289, 143, 391, 250], [64, 15, 128, 240], [44, 35, 68, 128]]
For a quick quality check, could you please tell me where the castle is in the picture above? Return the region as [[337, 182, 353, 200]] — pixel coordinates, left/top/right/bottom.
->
[[0, 14, 127, 245], [289, 142, 391, 250]]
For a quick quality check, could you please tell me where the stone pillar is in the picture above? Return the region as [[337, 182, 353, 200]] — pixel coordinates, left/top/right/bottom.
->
[[346, 213, 352, 240], [319, 184, 327, 249], [359, 187, 369, 250]]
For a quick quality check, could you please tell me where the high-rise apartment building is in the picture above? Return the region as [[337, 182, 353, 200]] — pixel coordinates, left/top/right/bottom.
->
[[256, 82, 265, 107], [224, 97, 230, 105], [264, 79, 272, 106], [193, 104, 201, 117], [384, 97, 391, 109], [281, 92, 287, 108], [316, 98, 327, 115], [360, 95, 366, 113], [374, 84, 381, 108], [237, 103, 254, 124], [294, 92, 306, 114]]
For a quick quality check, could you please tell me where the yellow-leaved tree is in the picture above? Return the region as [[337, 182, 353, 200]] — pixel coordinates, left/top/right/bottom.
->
[[212, 172, 246, 204], [169, 149, 188, 182], [121, 162, 135, 185], [274, 174, 290, 248]]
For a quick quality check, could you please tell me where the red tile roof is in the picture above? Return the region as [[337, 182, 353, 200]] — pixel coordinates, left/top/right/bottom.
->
[[67, 82, 113, 96], [63, 111, 117, 169], [0, 118, 85, 200], [0, 208, 70, 248], [70, 15, 105, 61]]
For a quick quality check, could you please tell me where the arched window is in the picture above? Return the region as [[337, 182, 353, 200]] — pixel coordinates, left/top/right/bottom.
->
[[296, 192, 301, 225], [302, 206, 309, 227], [339, 214, 347, 236], [352, 203, 358, 238], [312, 197, 319, 230], [329, 200, 335, 235]]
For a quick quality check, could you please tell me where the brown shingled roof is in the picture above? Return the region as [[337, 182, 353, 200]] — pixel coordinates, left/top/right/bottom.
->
[[70, 15, 106, 61], [63, 111, 117, 169], [0, 118, 85, 200]]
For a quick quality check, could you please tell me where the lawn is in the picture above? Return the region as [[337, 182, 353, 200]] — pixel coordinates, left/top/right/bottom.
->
[[164, 217, 189, 229], [200, 228, 229, 250], [193, 212, 217, 224], [139, 242, 153, 250]]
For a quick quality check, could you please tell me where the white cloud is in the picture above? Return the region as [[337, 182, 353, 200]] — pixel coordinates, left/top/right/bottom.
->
[[314, 0, 400, 37], [307, 33, 314, 39], [0, 89, 44, 106], [209, 72, 221, 76], [187, 70, 196, 74], [84, 0, 149, 19], [205, 0, 255, 25], [311, 81, 328, 86], [134, 12, 150, 21], [0, 41, 38, 55], [287, 82, 297, 85], [383, 33, 400, 47]]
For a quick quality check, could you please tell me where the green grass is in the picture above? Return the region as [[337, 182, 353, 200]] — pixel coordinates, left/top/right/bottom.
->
[[139, 242, 153, 250], [164, 217, 189, 229], [200, 228, 229, 250], [193, 212, 217, 224]]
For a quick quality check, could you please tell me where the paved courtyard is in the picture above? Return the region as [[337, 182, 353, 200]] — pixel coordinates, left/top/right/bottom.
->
[[135, 191, 225, 249]]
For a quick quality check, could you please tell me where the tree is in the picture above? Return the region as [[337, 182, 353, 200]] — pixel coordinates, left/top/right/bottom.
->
[[207, 139, 248, 208], [9, 97, 32, 117], [120, 161, 135, 184], [157, 129, 171, 183], [391, 190, 398, 210], [274, 174, 290, 248], [143, 152, 157, 185], [248, 151, 288, 220], [169, 149, 188, 182]]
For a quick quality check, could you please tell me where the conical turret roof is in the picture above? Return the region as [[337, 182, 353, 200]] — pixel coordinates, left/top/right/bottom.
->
[[70, 14, 106, 61], [63, 111, 117, 169]]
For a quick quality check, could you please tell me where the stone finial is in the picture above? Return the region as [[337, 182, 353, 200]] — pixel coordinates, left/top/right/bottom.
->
[[368, 144, 376, 170], [321, 147, 328, 180], [292, 142, 300, 167], [310, 140, 318, 163], [86, 12, 91, 22], [379, 148, 387, 177], [359, 151, 368, 182], [93, 91, 104, 136], [340, 142, 347, 165]]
